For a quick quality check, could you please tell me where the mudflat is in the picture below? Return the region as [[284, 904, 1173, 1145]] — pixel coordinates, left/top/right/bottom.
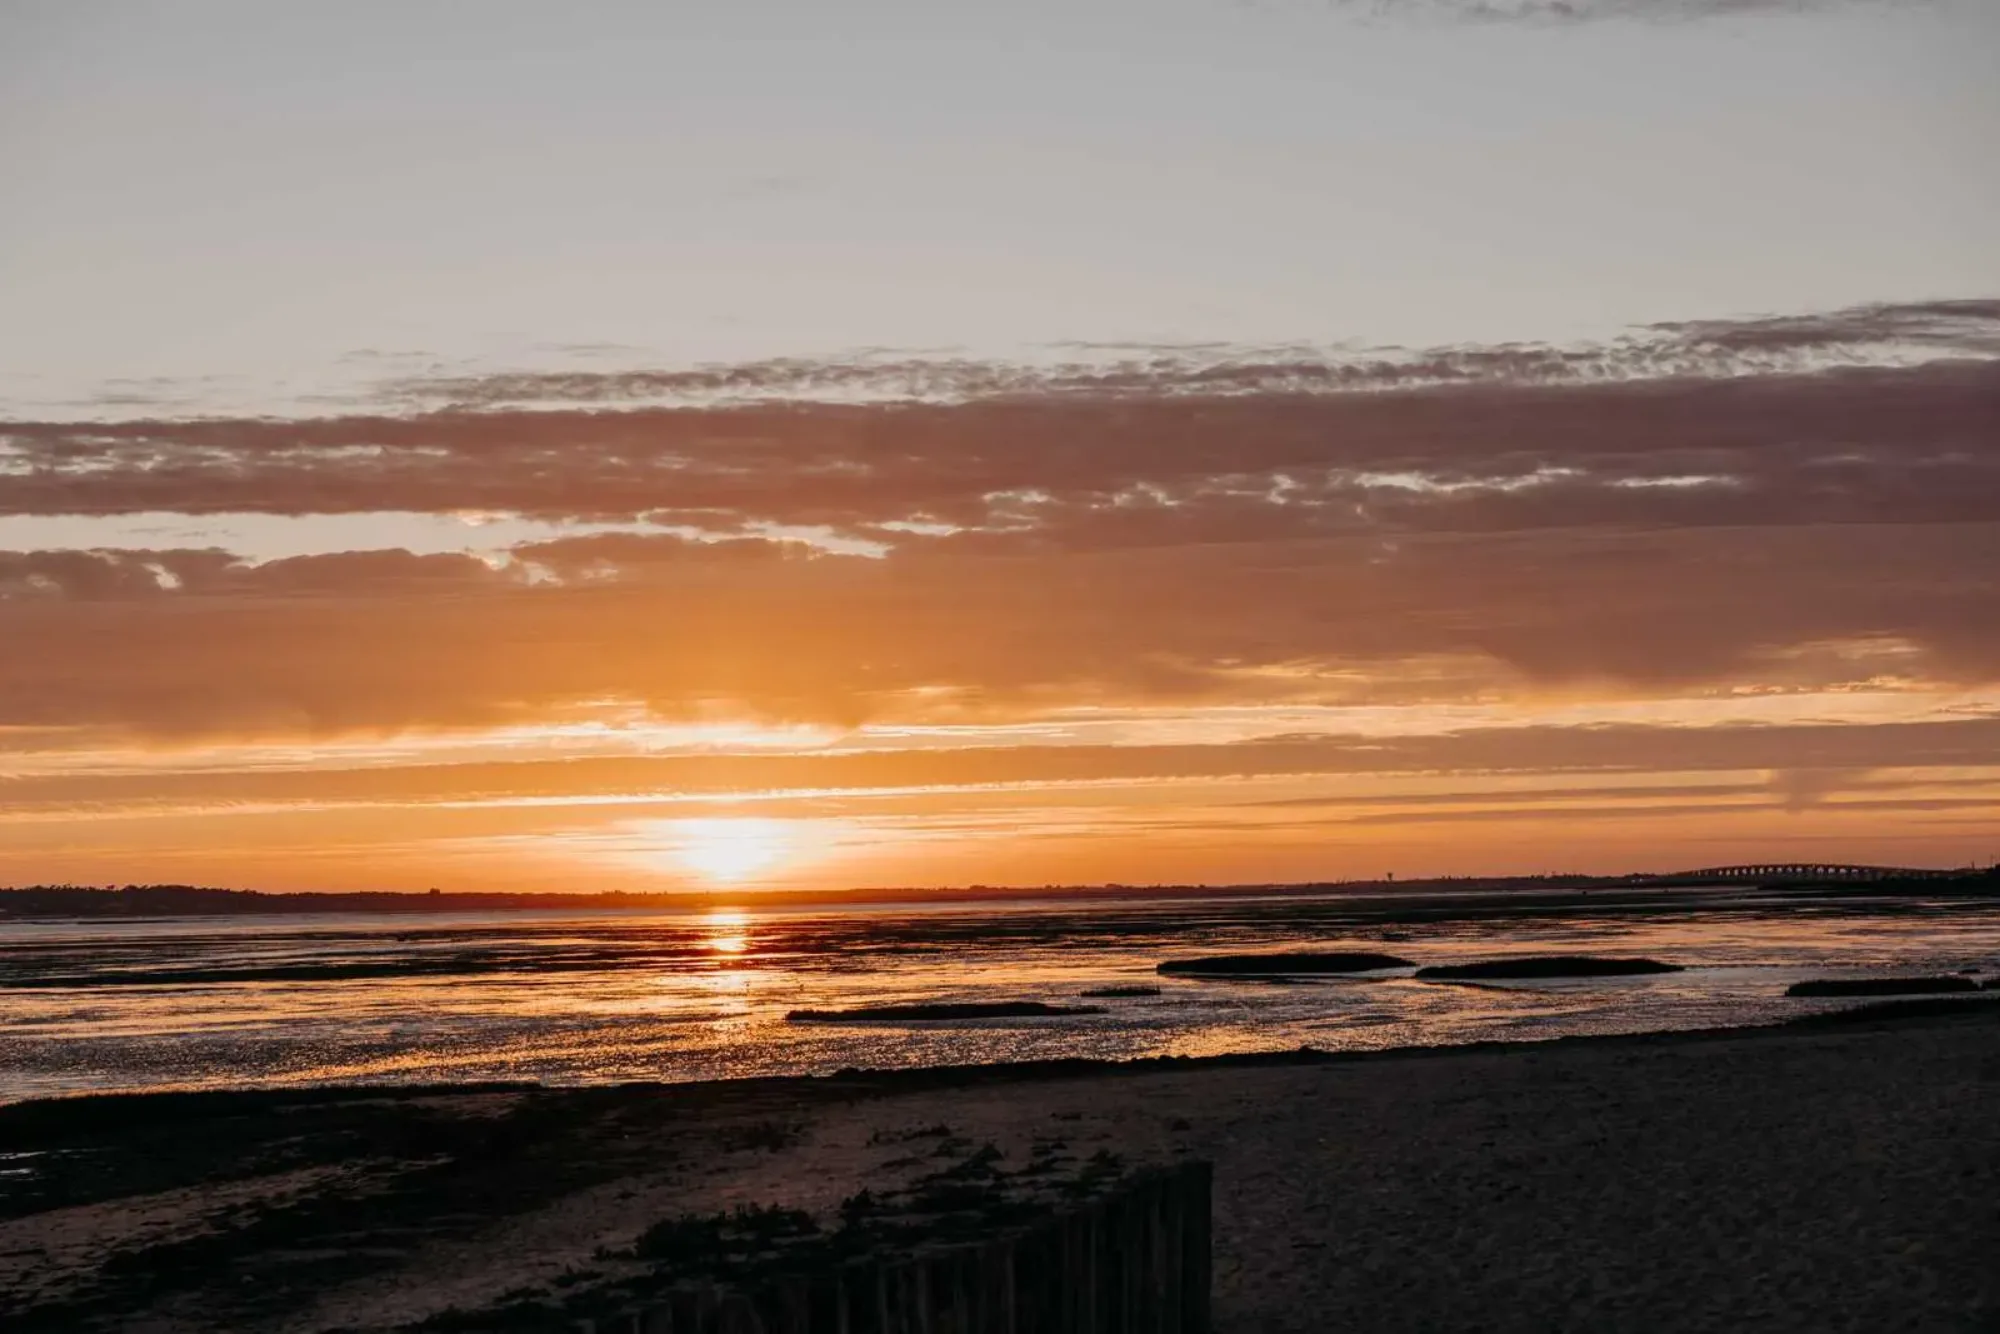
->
[[4, 1003, 1998, 1332]]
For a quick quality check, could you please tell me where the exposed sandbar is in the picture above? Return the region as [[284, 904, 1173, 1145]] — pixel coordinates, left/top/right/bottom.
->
[[1415, 955, 1682, 980], [1156, 951, 1412, 976]]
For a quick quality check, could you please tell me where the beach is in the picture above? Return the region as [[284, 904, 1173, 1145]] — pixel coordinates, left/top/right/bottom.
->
[[5, 1000, 1997, 1332]]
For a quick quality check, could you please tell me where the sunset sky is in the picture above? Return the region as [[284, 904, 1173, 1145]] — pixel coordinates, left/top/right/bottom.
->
[[3, 0, 1997, 892]]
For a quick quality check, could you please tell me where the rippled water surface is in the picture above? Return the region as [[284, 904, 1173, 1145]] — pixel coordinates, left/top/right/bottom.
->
[[5, 890, 1999, 1101]]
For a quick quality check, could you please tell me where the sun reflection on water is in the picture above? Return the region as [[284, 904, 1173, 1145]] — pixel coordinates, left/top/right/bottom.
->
[[704, 909, 750, 957]]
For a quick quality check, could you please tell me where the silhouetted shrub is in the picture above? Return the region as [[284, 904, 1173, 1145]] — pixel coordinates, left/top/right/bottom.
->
[[632, 1203, 818, 1265], [716, 1120, 802, 1152]]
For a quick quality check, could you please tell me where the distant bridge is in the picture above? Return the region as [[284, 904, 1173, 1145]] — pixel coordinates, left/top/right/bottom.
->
[[1641, 863, 1964, 886]]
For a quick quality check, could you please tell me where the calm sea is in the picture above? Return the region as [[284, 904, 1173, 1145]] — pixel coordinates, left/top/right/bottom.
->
[[5, 890, 1999, 1103]]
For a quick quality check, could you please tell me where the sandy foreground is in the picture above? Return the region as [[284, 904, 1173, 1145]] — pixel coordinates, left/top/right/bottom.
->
[[4, 1003, 1999, 1333]]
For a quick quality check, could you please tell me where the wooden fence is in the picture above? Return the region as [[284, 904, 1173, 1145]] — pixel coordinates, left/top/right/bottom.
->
[[574, 1161, 1212, 1334]]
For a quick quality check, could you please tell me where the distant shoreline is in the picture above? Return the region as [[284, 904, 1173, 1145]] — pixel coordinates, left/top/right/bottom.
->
[[2, 869, 1994, 920]]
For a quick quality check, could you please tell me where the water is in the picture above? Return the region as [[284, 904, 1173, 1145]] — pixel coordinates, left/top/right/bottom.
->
[[4, 890, 1998, 1103]]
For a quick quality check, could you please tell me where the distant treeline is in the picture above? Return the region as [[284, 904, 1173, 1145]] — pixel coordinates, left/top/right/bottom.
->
[[0, 870, 1992, 919], [0, 879, 1572, 918], [0, 884, 583, 918]]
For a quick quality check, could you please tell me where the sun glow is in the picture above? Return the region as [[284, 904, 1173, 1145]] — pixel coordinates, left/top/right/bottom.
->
[[671, 817, 791, 884]]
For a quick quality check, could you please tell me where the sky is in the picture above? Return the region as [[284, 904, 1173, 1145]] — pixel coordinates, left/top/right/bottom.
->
[[2, 0, 1997, 892]]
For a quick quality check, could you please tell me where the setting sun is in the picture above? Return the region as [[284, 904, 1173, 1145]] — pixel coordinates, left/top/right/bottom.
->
[[670, 818, 791, 885]]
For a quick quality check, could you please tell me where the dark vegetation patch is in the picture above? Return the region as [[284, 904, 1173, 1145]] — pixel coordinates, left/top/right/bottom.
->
[[0, 1082, 533, 1220], [629, 1203, 820, 1266], [1081, 985, 1162, 997], [866, 1123, 952, 1146], [512, 1140, 1153, 1331], [1156, 952, 1411, 977], [1786, 975, 1981, 998], [0, 1087, 669, 1332], [784, 1001, 1101, 1022], [1415, 956, 1683, 981], [715, 1120, 803, 1153], [1782, 996, 2000, 1027], [409, 1301, 569, 1331]]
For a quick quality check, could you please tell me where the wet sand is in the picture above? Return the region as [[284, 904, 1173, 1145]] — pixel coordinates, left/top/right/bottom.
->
[[4, 1002, 1998, 1332]]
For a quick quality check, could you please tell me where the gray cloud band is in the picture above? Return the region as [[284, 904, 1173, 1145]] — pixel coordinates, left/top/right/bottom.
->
[[0, 298, 1994, 740]]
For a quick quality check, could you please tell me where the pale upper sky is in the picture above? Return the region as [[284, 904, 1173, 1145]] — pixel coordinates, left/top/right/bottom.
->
[[3, 0, 1995, 416]]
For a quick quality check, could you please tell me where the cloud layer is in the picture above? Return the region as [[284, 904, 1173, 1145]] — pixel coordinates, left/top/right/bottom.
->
[[1, 299, 1996, 746]]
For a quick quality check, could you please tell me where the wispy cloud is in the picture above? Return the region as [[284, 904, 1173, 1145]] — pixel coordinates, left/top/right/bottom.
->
[[5, 719, 1998, 813], [3, 301, 1996, 537], [346, 298, 2000, 412]]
